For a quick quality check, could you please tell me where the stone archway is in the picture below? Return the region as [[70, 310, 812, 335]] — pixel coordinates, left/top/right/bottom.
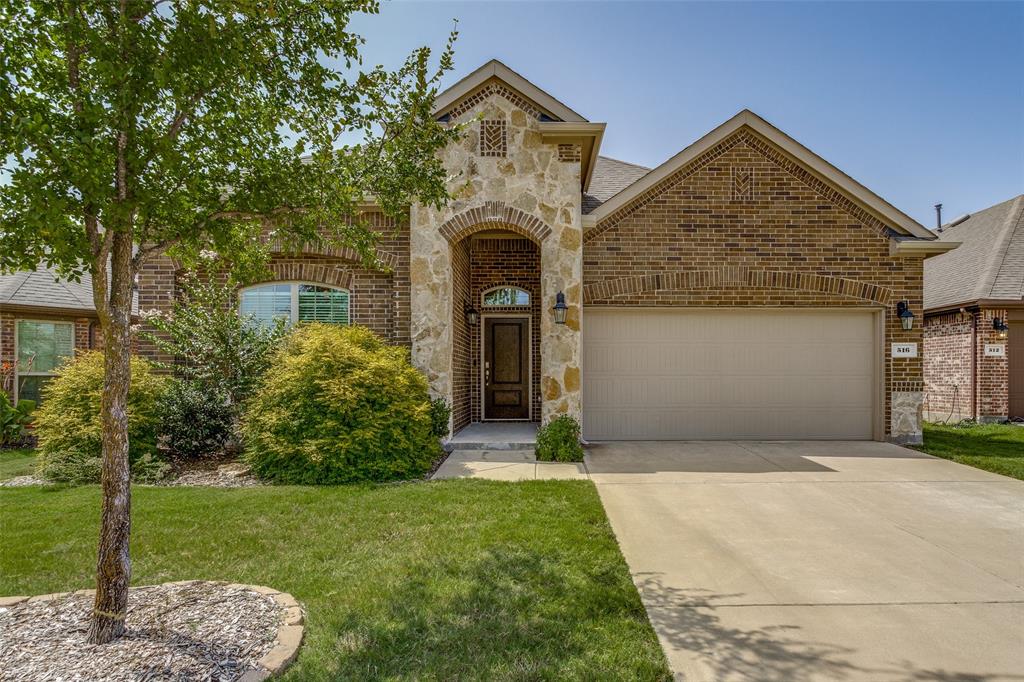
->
[[439, 201, 552, 245]]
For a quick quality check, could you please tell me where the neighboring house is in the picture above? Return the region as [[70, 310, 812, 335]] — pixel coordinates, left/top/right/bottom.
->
[[924, 195, 1024, 422], [0, 266, 102, 404], [133, 60, 956, 443]]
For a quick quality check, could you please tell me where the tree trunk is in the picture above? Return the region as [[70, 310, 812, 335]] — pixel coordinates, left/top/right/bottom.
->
[[87, 233, 135, 645]]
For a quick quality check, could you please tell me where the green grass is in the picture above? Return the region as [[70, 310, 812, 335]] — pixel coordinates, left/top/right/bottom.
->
[[917, 422, 1024, 480], [0, 480, 670, 681], [0, 447, 36, 481]]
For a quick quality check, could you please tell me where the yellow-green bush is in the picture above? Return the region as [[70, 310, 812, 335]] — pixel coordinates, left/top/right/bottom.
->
[[35, 352, 170, 483], [242, 324, 439, 484]]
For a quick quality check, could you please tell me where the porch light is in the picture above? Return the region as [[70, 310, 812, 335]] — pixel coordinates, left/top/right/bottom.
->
[[896, 301, 915, 331], [553, 291, 568, 325], [993, 317, 1009, 339], [464, 302, 479, 326]]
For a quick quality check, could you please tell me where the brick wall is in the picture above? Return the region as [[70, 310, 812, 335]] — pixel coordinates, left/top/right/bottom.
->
[[924, 307, 1011, 422], [583, 127, 924, 438], [451, 241, 472, 432], [923, 311, 973, 421], [136, 212, 412, 367], [0, 310, 96, 401], [468, 237, 541, 423]]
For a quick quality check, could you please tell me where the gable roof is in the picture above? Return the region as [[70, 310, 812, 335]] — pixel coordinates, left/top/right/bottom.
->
[[432, 59, 587, 123], [0, 265, 97, 314], [583, 156, 651, 214], [924, 194, 1024, 311], [583, 110, 936, 240]]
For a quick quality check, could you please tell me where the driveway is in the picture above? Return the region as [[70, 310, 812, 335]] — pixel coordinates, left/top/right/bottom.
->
[[587, 441, 1024, 681]]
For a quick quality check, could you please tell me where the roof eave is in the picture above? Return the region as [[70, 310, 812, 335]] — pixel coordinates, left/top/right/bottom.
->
[[890, 239, 961, 258], [432, 60, 587, 123], [587, 110, 935, 240], [538, 122, 606, 192]]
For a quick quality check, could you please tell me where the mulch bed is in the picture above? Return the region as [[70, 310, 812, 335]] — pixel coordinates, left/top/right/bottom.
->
[[0, 581, 283, 681]]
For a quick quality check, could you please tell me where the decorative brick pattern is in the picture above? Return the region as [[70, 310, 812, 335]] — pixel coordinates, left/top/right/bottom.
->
[[583, 130, 924, 440], [586, 128, 892, 243], [731, 165, 754, 201], [441, 81, 545, 121], [558, 144, 581, 163], [479, 120, 507, 158], [438, 201, 553, 244], [583, 268, 892, 305]]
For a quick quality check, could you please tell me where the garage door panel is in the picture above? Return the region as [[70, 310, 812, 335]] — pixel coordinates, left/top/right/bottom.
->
[[583, 309, 877, 441]]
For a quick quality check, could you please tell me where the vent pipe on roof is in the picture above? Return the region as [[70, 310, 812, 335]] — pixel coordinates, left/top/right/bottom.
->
[[949, 214, 971, 228], [934, 203, 943, 232]]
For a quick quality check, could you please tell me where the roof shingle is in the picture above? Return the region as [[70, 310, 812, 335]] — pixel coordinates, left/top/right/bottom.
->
[[924, 194, 1024, 311], [583, 156, 650, 214]]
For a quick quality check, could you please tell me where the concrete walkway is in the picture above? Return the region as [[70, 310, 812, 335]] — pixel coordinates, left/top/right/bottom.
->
[[587, 441, 1024, 681], [432, 449, 588, 480]]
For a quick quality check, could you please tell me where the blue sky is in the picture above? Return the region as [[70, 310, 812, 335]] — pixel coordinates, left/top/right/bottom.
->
[[352, 1, 1023, 228]]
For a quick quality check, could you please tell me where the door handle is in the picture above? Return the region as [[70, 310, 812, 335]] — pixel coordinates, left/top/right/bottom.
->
[[485, 361, 490, 386]]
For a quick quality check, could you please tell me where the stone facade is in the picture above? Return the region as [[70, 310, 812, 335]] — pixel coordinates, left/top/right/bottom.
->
[[583, 126, 925, 441], [924, 307, 1014, 422], [410, 88, 583, 428]]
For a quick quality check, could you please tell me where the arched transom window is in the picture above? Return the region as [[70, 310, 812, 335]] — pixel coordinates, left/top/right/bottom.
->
[[481, 286, 530, 307], [239, 283, 350, 328]]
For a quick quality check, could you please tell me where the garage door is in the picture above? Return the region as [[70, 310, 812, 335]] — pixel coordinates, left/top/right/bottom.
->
[[583, 309, 877, 440]]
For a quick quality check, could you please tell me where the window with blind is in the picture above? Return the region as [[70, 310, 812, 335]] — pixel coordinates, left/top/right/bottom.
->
[[16, 320, 75, 405], [239, 283, 350, 328]]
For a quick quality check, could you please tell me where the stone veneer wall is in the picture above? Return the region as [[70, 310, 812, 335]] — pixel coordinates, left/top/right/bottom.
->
[[411, 91, 583, 428], [583, 126, 925, 443]]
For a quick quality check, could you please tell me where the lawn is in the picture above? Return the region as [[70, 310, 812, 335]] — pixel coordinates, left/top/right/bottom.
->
[[917, 422, 1024, 481], [0, 480, 671, 681], [0, 447, 36, 481]]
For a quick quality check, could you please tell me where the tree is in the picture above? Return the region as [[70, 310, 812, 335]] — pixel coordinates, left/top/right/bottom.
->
[[0, 1, 460, 643]]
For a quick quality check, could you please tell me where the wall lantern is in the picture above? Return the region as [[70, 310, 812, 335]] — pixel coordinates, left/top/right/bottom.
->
[[993, 317, 1009, 339], [896, 300, 915, 331], [464, 302, 479, 326], [552, 291, 568, 325]]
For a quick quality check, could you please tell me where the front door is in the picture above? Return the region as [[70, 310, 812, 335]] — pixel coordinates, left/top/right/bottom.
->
[[484, 317, 530, 420]]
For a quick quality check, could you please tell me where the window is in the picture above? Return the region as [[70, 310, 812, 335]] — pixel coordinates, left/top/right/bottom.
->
[[239, 283, 350, 328], [16, 320, 74, 405], [482, 286, 530, 307]]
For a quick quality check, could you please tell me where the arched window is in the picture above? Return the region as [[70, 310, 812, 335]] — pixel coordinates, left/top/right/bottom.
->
[[481, 286, 530, 307], [239, 283, 350, 328]]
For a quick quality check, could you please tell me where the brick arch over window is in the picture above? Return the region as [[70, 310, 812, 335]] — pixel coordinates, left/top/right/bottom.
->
[[439, 201, 552, 244], [582, 267, 892, 305], [262, 262, 355, 290], [265, 240, 399, 270]]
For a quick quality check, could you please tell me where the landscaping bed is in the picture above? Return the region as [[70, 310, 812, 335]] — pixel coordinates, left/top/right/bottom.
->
[[0, 581, 295, 681], [0, 480, 671, 680], [916, 421, 1024, 481]]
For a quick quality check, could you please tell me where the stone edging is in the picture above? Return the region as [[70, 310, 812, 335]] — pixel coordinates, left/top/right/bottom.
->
[[0, 580, 304, 680]]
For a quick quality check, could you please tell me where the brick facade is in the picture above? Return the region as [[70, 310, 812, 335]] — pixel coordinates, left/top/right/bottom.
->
[[1, 310, 96, 402], [924, 308, 1012, 422], [583, 127, 925, 440]]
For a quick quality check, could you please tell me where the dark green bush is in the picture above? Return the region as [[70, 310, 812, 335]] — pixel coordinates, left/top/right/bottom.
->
[[158, 380, 235, 459], [429, 397, 451, 438], [0, 393, 35, 446], [242, 323, 440, 484], [535, 415, 584, 462], [35, 352, 169, 483]]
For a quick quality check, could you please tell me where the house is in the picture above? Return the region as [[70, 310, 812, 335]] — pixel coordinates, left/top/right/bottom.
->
[[14, 59, 948, 445], [0, 266, 103, 404], [923, 195, 1023, 422]]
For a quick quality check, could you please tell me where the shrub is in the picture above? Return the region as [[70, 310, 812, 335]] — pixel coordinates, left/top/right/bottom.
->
[[535, 415, 584, 462], [35, 352, 169, 483], [429, 397, 451, 439], [141, 272, 285, 407], [0, 393, 35, 446], [158, 380, 236, 459], [242, 324, 439, 484]]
